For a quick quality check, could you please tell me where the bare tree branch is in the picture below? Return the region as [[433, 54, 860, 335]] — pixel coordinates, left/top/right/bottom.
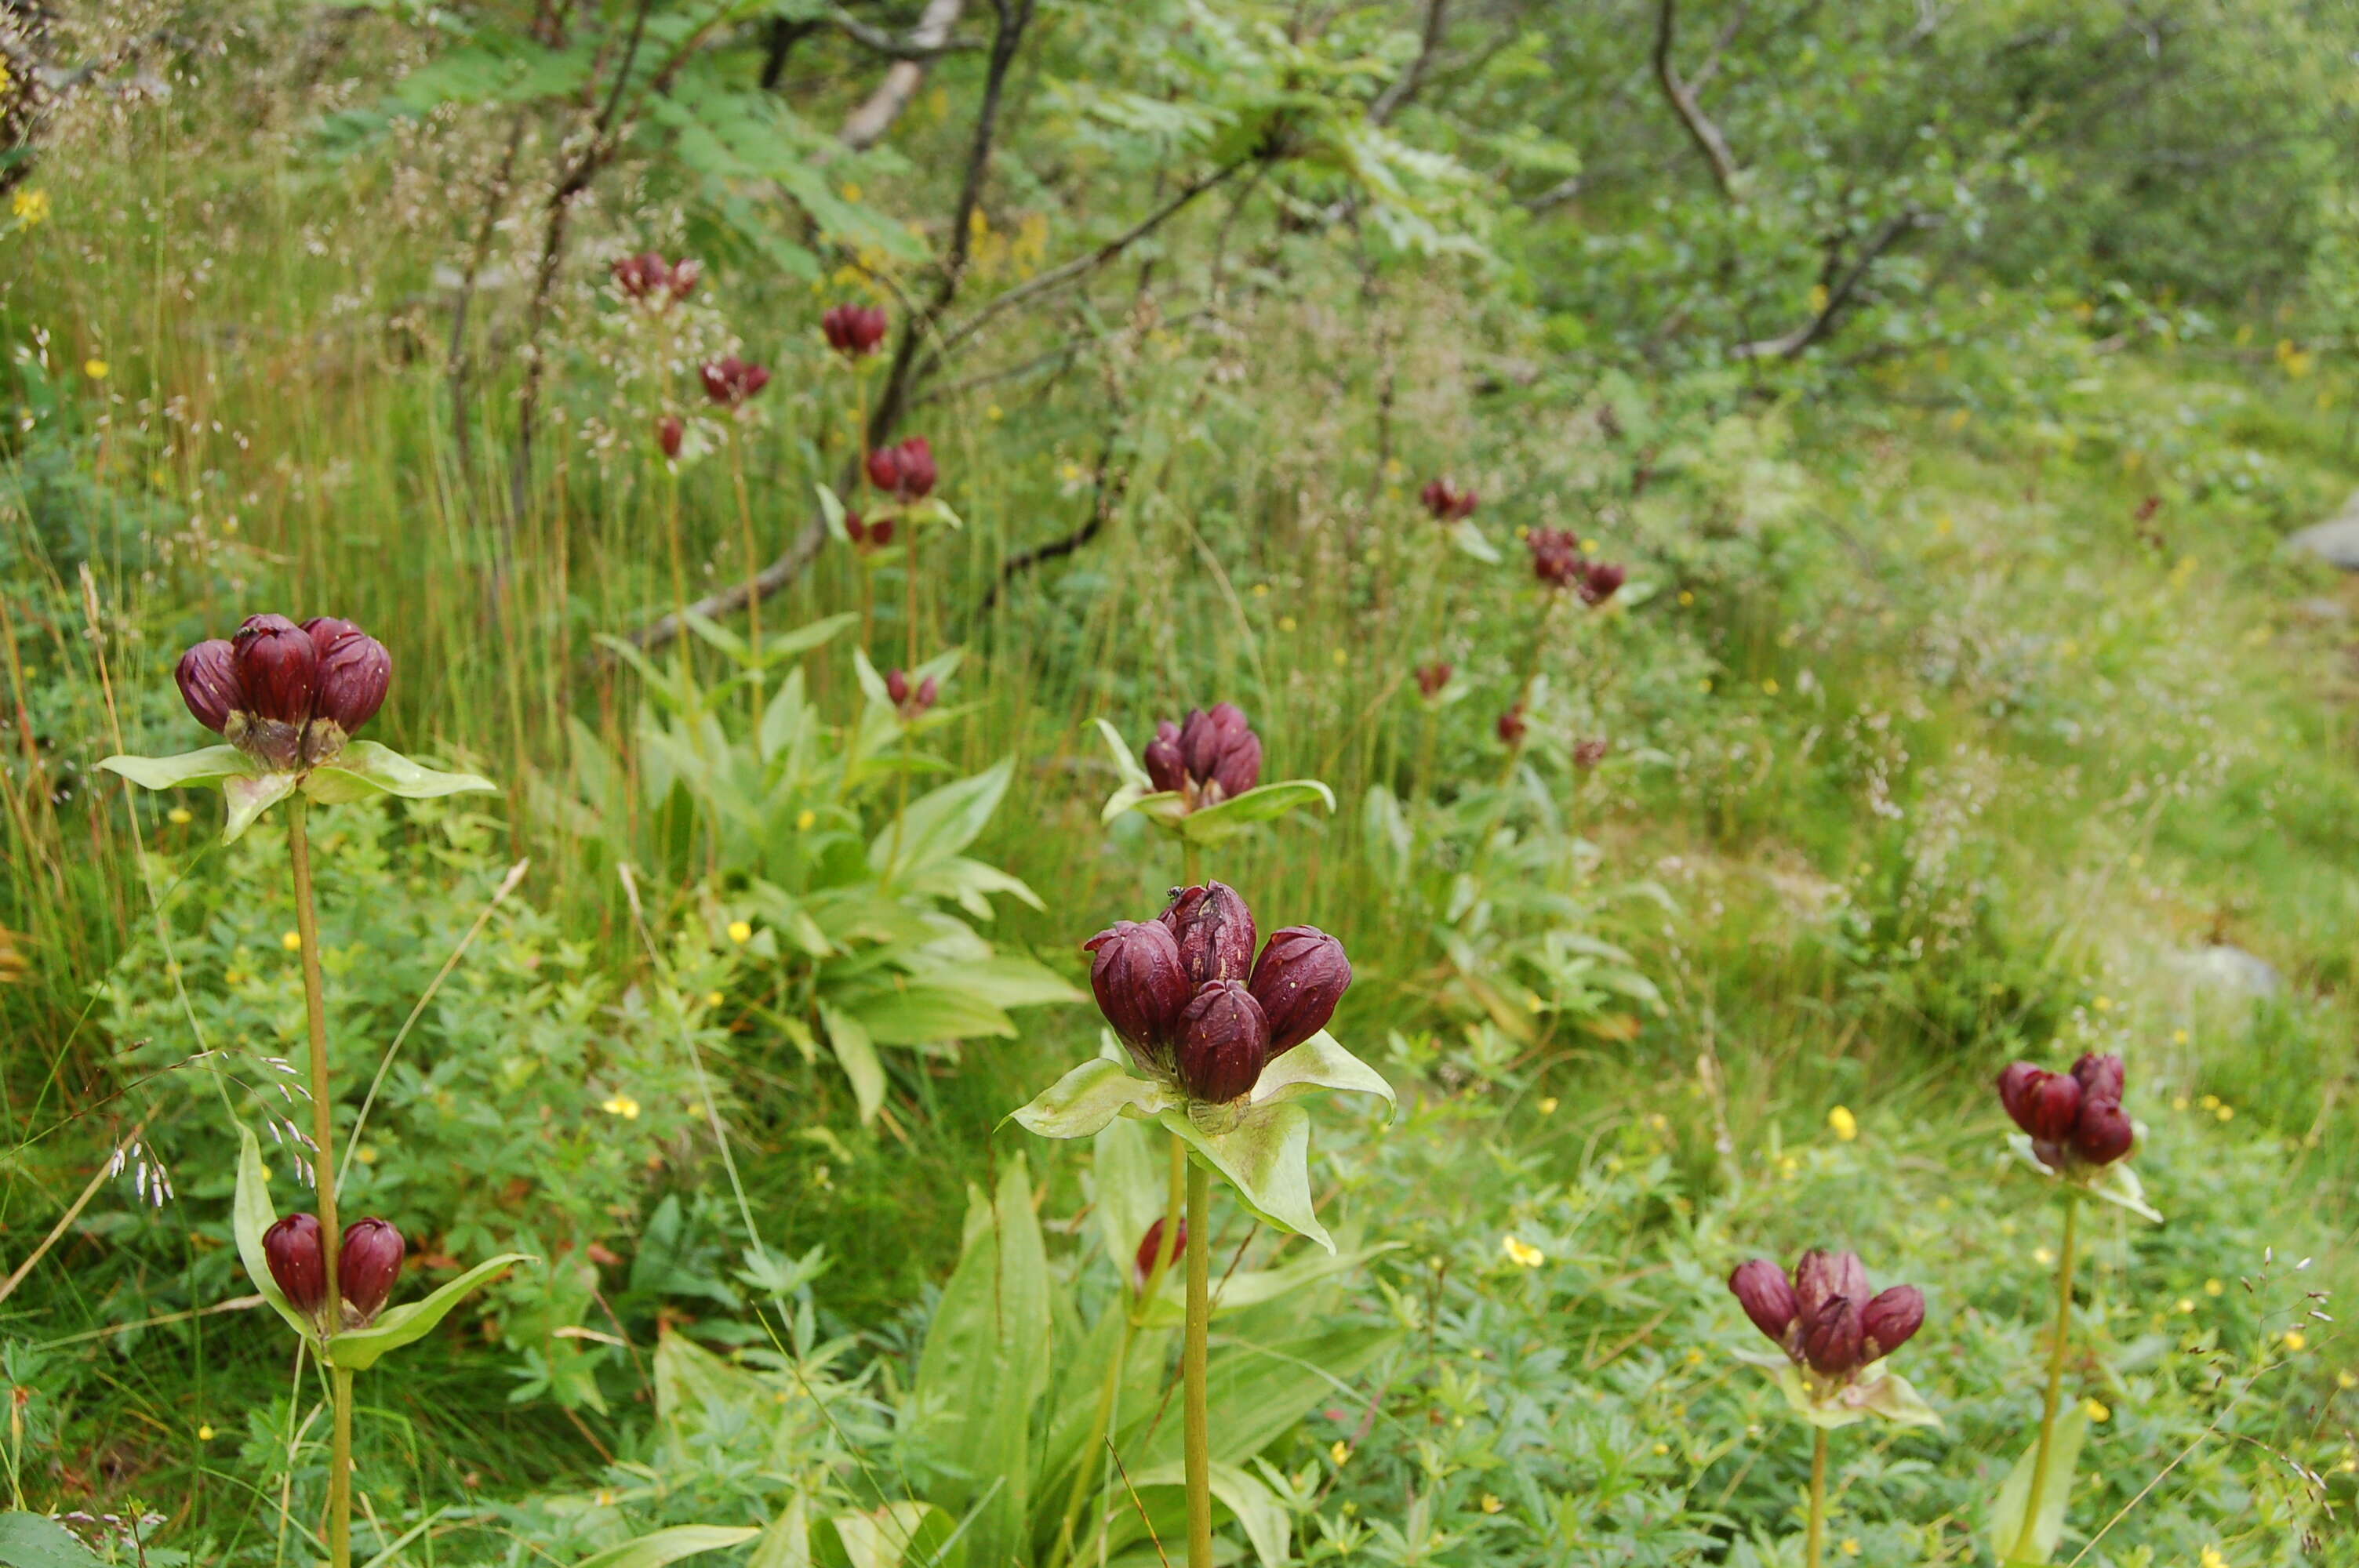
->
[[1368, 0, 1448, 126], [838, 0, 967, 151], [830, 6, 981, 60], [1731, 208, 1925, 361], [1652, 0, 1741, 200]]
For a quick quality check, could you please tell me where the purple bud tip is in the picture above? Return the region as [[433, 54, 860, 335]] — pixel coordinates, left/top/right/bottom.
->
[[1174, 980, 1270, 1104], [1133, 1216, 1185, 1290], [1084, 920, 1192, 1076], [263, 1212, 328, 1317], [2071, 1052, 2125, 1104], [1730, 1258, 1800, 1348], [339, 1217, 405, 1324], [1248, 925, 1350, 1055], [175, 639, 244, 733], [2072, 1098, 2134, 1166], [232, 613, 319, 728], [1862, 1284, 1925, 1360], [308, 620, 391, 736], [1801, 1294, 1866, 1377], [1160, 882, 1258, 985]]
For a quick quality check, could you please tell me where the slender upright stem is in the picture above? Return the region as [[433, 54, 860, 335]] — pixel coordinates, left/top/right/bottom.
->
[[1183, 1159, 1212, 1568], [288, 797, 350, 1568], [728, 428, 763, 710], [2015, 1196, 2081, 1561], [1183, 841, 1202, 888], [1806, 1428, 1827, 1568], [903, 515, 921, 673]]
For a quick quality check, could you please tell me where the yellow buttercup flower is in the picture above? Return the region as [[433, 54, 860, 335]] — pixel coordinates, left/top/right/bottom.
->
[[281, 931, 302, 952], [197, 1423, 215, 1441], [1329, 1440, 1350, 1465], [2284, 1330, 2307, 1352], [2205, 1279, 2226, 1297], [84, 358, 108, 380], [10, 188, 48, 227], [1479, 1494, 1503, 1514], [167, 807, 193, 825], [727, 920, 753, 944], [602, 1094, 642, 1120], [1502, 1235, 1545, 1269], [2201, 1546, 2227, 1568], [1827, 1105, 1857, 1142], [796, 809, 816, 830], [2083, 1398, 2110, 1422]]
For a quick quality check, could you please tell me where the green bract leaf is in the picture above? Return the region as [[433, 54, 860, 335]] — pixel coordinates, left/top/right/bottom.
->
[[96, 745, 250, 791], [1988, 1403, 2088, 1564], [817, 482, 850, 544], [233, 1125, 321, 1344], [305, 741, 499, 805], [1757, 1359, 1943, 1431], [2004, 1134, 2163, 1223], [1448, 518, 1501, 563], [570, 1526, 762, 1568], [1176, 779, 1336, 845], [1159, 1100, 1327, 1249], [1252, 1032, 1398, 1120], [1009, 1057, 1182, 1139], [224, 772, 300, 844], [327, 1253, 530, 1370]]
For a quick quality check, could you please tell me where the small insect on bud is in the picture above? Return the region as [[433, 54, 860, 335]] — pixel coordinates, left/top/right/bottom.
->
[[1174, 980, 1270, 1105], [264, 1212, 329, 1319], [700, 357, 771, 408], [339, 1217, 405, 1326], [1861, 1285, 1925, 1361], [1496, 706, 1527, 746], [1248, 926, 1350, 1056], [866, 436, 938, 501], [175, 638, 245, 735], [1729, 1258, 1800, 1348], [1419, 478, 1477, 522], [1134, 1217, 1186, 1291], [656, 415, 685, 459], [1415, 662, 1452, 699], [304, 619, 391, 765], [1084, 920, 1193, 1076], [822, 303, 889, 359], [1161, 882, 1258, 985]]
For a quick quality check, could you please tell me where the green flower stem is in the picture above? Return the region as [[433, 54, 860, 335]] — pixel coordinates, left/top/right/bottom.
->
[[904, 511, 921, 676], [288, 796, 351, 1568], [1806, 1428, 1827, 1568], [2015, 1194, 2081, 1562], [727, 426, 763, 711], [1493, 593, 1559, 792], [1183, 1157, 1212, 1568]]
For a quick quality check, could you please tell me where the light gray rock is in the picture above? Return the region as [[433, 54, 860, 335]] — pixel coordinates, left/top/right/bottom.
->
[[2172, 944, 2283, 997], [2291, 596, 2352, 624], [2287, 492, 2359, 569]]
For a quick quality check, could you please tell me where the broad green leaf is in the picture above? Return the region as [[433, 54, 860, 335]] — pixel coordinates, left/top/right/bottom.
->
[[233, 1125, 321, 1344], [224, 771, 300, 844], [1128, 1461, 1289, 1568], [748, 1494, 812, 1568], [571, 1526, 761, 1568], [1754, 1359, 1943, 1431], [1093, 717, 1158, 795], [849, 984, 1015, 1045], [1988, 1404, 2088, 1564], [817, 483, 849, 543], [1136, 1245, 1398, 1327], [823, 1503, 954, 1568], [328, 1253, 529, 1370], [1251, 1033, 1394, 1120], [0, 1510, 105, 1566], [1176, 779, 1336, 845], [914, 956, 1080, 1011], [1159, 1101, 1329, 1250], [306, 741, 498, 804], [818, 1004, 885, 1124], [765, 612, 860, 664], [96, 745, 249, 790], [1009, 1058, 1181, 1139], [1118, 1322, 1397, 1476], [1091, 1115, 1168, 1269], [871, 760, 1016, 879]]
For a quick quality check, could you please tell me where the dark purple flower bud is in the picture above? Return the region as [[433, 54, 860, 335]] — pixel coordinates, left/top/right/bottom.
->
[[264, 1212, 328, 1318], [1249, 926, 1350, 1055], [339, 1217, 405, 1324], [612, 251, 667, 299], [2072, 1098, 2135, 1166], [1083, 920, 1192, 1074], [2072, 1053, 2125, 1104], [1996, 1062, 2041, 1128], [1528, 528, 1582, 590], [886, 669, 910, 708], [233, 615, 318, 726], [1793, 1249, 1868, 1319], [1862, 1284, 1925, 1360], [915, 675, 938, 712], [1415, 662, 1451, 699], [868, 515, 895, 549], [1497, 706, 1527, 746], [1729, 1258, 1800, 1348], [656, 415, 684, 458], [175, 639, 244, 734], [1134, 1216, 1185, 1290], [1160, 882, 1257, 985], [1572, 737, 1610, 769], [823, 303, 889, 358], [2018, 1069, 2082, 1142], [1419, 478, 1476, 522], [1174, 980, 1270, 1104], [1801, 1294, 1865, 1377], [667, 258, 703, 301], [1578, 560, 1628, 607], [700, 357, 770, 408], [867, 437, 937, 501], [308, 621, 390, 738], [1143, 720, 1186, 794]]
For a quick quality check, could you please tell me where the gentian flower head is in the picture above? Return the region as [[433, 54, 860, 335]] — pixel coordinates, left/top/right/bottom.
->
[[700, 356, 770, 408], [866, 436, 937, 501], [885, 668, 938, 720], [822, 303, 889, 359], [1141, 702, 1261, 811], [1997, 1053, 2135, 1170], [1419, 478, 1477, 522], [1415, 662, 1452, 699], [180, 613, 391, 772], [612, 252, 700, 306], [1730, 1249, 1925, 1385]]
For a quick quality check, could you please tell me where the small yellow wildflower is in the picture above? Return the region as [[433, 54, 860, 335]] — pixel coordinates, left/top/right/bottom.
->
[[1827, 1105, 1857, 1142], [2339, 1370, 2357, 1390], [1678, 590, 1696, 606], [167, 807, 193, 825], [986, 404, 1003, 421], [2176, 1298, 2195, 1314], [1502, 1234, 1545, 1269], [2034, 1247, 2055, 1267], [1278, 615, 1298, 633], [594, 1487, 618, 1508], [10, 188, 49, 227], [1651, 1442, 1668, 1456], [727, 920, 753, 945], [796, 809, 816, 830], [2084, 1398, 2110, 1422], [1332, 646, 1347, 668], [2201, 1546, 2227, 1568], [2205, 1279, 2226, 1297], [1761, 678, 1780, 695], [354, 1146, 377, 1166], [281, 931, 302, 952], [84, 358, 107, 380], [1838, 1540, 1860, 1559], [602, 1094, 642, 1120], [1935, 514, 1954, 536], [1251, 582, 1270, 597], [2284, 1330, 2307, 1352], [1329, 1440, 1350, 1466], [197, 1424, 215, 1441], [707, 991, 725, 1008], [1539, 1097, 1559, 1114], [1479, 1494, 1503, 1515], [2172, 1096, 2190, 1112], [2215, 1105, 2234, 1123], [2092, 995, 2111, 1012]]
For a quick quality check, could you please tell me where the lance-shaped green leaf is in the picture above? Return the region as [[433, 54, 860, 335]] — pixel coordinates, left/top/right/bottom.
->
[[304, 741, 499, 805], [232, 1124, 324, 1344], [2004, 1134, 2163, 1223], [97, 745, 250, 791], [327, 1250, 531, 1370], [571, 1526, 762, 1568], [1093, 717, 1167, 824], [1745, 1356, 1943, 1431], [1128, 1459, 1290, 1568], [1175, 779, 1336, 845], [817, 482, 850, 544], [1135, 1243, 1401, 1327], [1988, 1403, 2088, 1564], [1448, 518, 1501, 563]]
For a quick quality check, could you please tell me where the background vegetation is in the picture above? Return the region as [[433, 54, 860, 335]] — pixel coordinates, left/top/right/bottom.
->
[[5, 0, 2359, 1561]]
